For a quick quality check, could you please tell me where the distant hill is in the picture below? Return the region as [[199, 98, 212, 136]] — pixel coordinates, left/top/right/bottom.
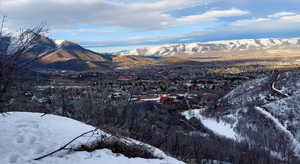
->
[[36, 40, 109, 71], [112, 55, 199, 69], [113, 55, 159, 68], [18, 37, 112, 71], [116, 38, 300, 57]]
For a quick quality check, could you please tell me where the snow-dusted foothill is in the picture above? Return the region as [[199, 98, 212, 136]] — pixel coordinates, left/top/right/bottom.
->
[[0, 112, 185, 164]]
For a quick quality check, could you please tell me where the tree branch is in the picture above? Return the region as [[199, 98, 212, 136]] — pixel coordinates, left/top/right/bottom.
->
[[34, 128, 98, 161]]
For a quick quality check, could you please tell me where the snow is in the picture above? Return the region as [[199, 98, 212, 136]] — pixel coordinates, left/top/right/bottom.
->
[[199, 116, 238, 140], [0, 112, 185, 164], [271, 81, 289, 97], [55, 40, 65, 46], [117, 38, 300, 57], [182, 109, 238, 140], [140, 97, 160, 102], [255, 107, 300, 155], [181, 108, 206, 120]]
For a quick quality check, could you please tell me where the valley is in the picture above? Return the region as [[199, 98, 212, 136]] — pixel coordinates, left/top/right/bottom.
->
[[2, 1, 300, 163], [2, 35, 300, 164]]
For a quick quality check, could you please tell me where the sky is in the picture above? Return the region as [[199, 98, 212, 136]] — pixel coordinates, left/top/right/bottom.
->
[[1, 0, 300, 52]]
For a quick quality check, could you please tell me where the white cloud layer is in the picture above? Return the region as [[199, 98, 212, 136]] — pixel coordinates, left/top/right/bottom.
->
[[227, 12, 300, 33], [0, 0, 245, 31], [268, 11, 297, 18]]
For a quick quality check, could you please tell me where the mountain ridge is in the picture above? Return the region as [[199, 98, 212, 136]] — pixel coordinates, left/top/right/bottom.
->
[[116, 38, 300, 57], [19, 37, 112, 71]]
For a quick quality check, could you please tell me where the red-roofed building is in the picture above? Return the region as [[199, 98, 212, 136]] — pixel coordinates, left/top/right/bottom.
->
[[118, 74, 137, 81]]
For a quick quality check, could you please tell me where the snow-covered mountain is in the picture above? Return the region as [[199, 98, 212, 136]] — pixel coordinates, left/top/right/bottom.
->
[[0, 112, 185, 164], [117, 38, 300, 57]]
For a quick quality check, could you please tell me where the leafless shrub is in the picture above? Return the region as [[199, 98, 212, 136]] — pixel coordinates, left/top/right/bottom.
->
[[0, 16, 46, 113]]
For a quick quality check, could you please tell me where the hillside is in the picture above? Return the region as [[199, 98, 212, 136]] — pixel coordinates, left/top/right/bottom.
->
[[36, 40, 110, 71], [113, 55, 159, 68], [183, 69, 300, 159], [0, 112, 185, 164], [15, 38, 112, 71], [117, 38, 300, 57]]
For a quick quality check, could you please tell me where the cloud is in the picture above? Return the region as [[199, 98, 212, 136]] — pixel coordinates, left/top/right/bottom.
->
[[79, 10, 300, 49], [226, 12, 300, 33], [0, 0, 247, 32], [173, 8, 248, 26], [52, 28, 126, 35], [268, 11, 297, 18], [0, 0, 205, 30], [130, 0, 205, 11], [183, 11, 300, 41]]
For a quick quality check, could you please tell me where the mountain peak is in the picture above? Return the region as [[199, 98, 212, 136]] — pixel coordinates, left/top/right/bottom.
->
[[58, 40, 82, 49], [54, 40, 65, 46]]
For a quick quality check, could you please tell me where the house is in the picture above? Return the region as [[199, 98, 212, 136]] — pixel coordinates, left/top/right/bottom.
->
[[160, 96, 175, 103], [118, 74, 137, 81]]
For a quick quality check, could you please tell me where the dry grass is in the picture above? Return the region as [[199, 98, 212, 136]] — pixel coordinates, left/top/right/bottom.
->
[[114, 48, 300, 73], [113, 55, 159, 67], [40, 49, 106, 64]]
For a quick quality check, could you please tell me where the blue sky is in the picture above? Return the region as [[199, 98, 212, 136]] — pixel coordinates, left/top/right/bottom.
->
[[2, 0, 300, 52]]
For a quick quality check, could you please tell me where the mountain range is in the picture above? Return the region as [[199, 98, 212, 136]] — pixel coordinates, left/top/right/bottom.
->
[[117, 38, 300, 57], [4, 36, 300, 71]]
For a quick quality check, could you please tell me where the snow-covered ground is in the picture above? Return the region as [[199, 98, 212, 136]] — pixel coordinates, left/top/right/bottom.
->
[[182, 109, 239, 140], [255, 107, 300, 156], [0, 112, 185, 164], [198, 116, 237, 140]]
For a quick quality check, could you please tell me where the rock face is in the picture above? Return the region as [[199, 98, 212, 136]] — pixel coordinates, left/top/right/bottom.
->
[[117, 38, 300, 57], [208, 69, 300, 157]]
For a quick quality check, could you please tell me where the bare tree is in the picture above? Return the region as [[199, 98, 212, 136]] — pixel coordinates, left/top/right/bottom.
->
[[0, 17, 46, 113]]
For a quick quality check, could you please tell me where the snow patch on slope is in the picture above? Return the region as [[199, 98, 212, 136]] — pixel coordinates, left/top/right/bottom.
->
[[199, 115, 238, 140], [182, 109, 238, 140], [54, 40, 65, 46]]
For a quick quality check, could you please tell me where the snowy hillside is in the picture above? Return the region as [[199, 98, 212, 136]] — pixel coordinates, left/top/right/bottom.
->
[[200, 69, 300, 159], [175, 69, 300, 161], [117, 38, 300, 57], [0, 112, 185, 164]]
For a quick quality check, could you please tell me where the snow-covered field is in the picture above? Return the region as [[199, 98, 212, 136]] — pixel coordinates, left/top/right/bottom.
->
[[0, 112, 185, 164]]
